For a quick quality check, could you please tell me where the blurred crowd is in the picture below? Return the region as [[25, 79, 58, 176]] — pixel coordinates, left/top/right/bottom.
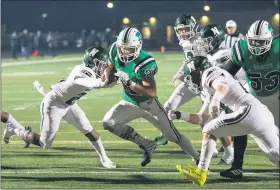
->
[[1, 28, 117, 59]]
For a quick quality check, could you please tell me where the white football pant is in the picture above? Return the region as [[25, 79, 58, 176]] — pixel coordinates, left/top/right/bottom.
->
[[40, 91, 93, 148]]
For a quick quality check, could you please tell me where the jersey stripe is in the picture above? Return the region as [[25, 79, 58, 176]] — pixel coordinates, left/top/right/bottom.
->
[[123, 27, 132, 43], [108, 42, 116, 61], [255, 20, 263, 35], [234, 41, 244, 62], [135, 57, 155, 73], [223, 105, 251, 125]]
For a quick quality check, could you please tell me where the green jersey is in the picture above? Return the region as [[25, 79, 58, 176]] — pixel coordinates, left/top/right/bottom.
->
[[231, 36, 280, 96], [108, 42, 158, 105]]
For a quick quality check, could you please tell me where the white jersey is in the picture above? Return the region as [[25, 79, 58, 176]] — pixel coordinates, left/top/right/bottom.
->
[[201, 67, 258, 111], [52, 64, 102, 105], [206, 44, 246, 83]]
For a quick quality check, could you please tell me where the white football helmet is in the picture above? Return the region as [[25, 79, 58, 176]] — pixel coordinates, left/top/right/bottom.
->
[[247, 20, 273, 56], [116, 27, 143, 63]]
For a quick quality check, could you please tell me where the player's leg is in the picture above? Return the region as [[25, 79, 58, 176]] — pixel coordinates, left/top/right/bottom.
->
[[2, 111, 32, 147], [156, 83, 197, 145], [256, 92, 280, 127], [13, 96, 66, 148], [63, 104, 116, 168], [102, 100, 157, 166], [249, 105, 279, 167], [141, 98, 200, 161], [176, 106, 255, 185]]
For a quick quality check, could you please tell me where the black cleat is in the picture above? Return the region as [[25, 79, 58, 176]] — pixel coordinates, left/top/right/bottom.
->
[[140, 141, 157, 167], [220, 167, 243, 179], [23, 126, 32, 148]]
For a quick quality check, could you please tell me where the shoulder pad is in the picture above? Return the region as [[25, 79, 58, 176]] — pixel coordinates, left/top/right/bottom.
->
[[201, 67, 225, 88]]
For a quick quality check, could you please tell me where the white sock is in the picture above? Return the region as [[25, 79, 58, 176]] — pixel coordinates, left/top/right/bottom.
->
[[7, 114, 25, 130], [176, 135, 200, 160], [91, 138, 108, 161], [14, 128, 28, 139], [198, 138, 216, 171], [223, 143, 234, 156]]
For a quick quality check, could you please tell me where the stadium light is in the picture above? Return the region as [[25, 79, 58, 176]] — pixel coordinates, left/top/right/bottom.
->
[[149, 17, 157, 25], [200, 15, 209, 25], [273, 13, 279, 22], [122, 17, 130, 25], [204, 5, 210, 12], [107, 2, 114, 9]]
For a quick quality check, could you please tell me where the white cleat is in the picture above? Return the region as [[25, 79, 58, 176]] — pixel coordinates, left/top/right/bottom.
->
[[3, 124, 16, 144], [100, 157, 116, 169]]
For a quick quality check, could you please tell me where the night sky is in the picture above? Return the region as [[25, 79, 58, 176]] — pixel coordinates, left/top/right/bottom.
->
[[1, 0, 276, 32]]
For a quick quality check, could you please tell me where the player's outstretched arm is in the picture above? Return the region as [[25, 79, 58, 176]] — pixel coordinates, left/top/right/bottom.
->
[[168, 110, 210, 126]]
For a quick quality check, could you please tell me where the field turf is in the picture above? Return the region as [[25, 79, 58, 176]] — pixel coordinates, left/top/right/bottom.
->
[[1, 53, 279, 189]]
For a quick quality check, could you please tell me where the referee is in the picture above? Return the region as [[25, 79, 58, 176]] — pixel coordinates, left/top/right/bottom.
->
[[224, 20, 245, 48], [220, 20, 248, 179]]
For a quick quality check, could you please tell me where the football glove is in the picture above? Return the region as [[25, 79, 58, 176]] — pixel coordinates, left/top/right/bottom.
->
[[172, 71, 185, 86], [114, 71, 130, 86], [168, 110, 181, 120]]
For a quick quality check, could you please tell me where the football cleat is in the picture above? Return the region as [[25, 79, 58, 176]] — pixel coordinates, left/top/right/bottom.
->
[[23, 126, 32, 148], [140, 141, 157, 167], [155, 135, 168, 146], [176, 164, 208, 186], [100, 157, 116, 169], [220, 167, 243, 179], [3, 124, 15, 144]]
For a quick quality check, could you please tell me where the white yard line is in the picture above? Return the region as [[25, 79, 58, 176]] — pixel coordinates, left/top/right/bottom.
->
[[1, 171, 278, 175], [17, 120, 193, 124], [2, 57, 81, 67], [3, 140, 258, 144]]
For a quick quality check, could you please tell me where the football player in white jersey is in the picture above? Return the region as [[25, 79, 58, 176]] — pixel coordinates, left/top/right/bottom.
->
[[176, 63, 279, 186], [4, 47, 116, 169]]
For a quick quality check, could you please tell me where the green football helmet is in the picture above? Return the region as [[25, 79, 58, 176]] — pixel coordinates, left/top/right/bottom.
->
[[83, 46, 108, 78], [196, 24, 225, 54], [184, 56, 211, 93], [174, 14, 198, 41]]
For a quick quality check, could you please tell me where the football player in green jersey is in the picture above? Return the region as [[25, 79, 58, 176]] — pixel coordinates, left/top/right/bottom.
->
[[221, 20, 280, 178], [102, 27, 199, 167]]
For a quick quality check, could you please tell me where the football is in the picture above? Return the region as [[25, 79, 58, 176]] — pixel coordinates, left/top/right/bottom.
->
[[101, 67, 119, 85]]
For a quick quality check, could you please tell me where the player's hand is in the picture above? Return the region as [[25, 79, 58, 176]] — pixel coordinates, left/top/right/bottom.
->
[[209, 99, 220, 118], [115, 71, 130, 84], [172, 72, 184, 86], [168, 110, 181, 120]]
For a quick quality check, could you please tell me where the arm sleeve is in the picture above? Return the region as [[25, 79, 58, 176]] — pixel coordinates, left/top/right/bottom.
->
[[75, 77, 102, 89]]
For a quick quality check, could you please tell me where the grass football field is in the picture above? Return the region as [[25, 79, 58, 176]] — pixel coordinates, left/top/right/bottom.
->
[[1, 53, 279, 189]]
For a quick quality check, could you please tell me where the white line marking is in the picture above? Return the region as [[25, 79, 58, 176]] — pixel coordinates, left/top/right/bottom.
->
[[2, 57, 80, 67], [1, 171, 278, 175], [18, 120, 192, 124], [3, 71, 57, 77]]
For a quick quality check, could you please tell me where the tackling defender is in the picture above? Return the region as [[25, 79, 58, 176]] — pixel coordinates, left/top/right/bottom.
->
[[4, 47, 116, 169], [102, 27, 200, 167], [220, 20, 280, 178], [176, 62, 279, 186]]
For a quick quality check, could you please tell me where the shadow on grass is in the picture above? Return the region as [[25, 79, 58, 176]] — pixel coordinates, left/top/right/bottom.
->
[[1, 175, 278, 185]]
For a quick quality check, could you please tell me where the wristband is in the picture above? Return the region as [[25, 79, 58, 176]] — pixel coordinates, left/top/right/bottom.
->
[[180, 112, 190, 121], [128, 80, 136, 88], [174, 111, 182, 119]]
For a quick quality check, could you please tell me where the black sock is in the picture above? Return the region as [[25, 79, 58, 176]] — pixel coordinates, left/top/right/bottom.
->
[[232, 135, 248, 169]]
